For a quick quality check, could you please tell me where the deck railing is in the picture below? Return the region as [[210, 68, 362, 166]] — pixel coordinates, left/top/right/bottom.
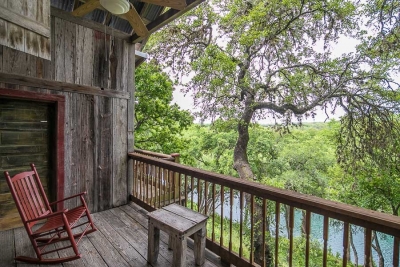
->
[[128, 152, 400, 267]]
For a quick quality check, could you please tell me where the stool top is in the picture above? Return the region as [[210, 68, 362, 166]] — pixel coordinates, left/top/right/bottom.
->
[[148, 204, 208, 234]]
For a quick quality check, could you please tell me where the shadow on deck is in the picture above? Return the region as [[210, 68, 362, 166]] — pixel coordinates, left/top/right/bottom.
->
[[0, 202, 225, 267]]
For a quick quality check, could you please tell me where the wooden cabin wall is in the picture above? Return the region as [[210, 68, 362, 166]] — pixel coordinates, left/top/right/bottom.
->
[[0, 15, 134, 214]]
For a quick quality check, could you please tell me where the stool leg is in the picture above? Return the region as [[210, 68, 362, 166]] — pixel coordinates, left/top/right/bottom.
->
[[147, 221, 160, 264], [194, 225, 206, 266], [172, 235, 187, 267]]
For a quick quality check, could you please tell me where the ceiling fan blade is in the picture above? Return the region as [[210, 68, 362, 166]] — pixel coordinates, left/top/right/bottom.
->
[[123, 8, 149, 37], [140, 0, 187, 10], [72, 0, 101, 17]]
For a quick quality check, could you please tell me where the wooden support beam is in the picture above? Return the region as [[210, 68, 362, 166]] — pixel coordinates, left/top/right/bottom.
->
[[71, 0, 101, 17], [0, 72, 130, 99], [130, 0, 204, 43], [140, 0, 187, 10], [122, 8, 149, 37]]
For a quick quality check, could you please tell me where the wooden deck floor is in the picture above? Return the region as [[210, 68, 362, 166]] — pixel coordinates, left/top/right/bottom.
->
[[0, 202, 225, 267]]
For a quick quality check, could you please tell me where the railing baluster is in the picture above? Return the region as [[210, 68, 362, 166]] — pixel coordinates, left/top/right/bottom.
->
[[275, 202, 280, 267], [172, 168, 176, 204], [198, 178, 202, 212], [139, 162, 143, 202], [178, 173, 182, 205], [168, 168, 172, 205], [262, 198, 267, 267], [323, 216, 329, 267], [145, 163, 149, 204], [184, 174, 188, 207], [229, 188, 233, 252], [250, 194, 254, 264], [133, 160, 137, 198], [158, 166, 161, 209], [220, 185, 224, 247], [204, 181, 209, 215], [394, 236, 399, 267], [191, 176, 194, 210], [212, 183, 216, 242], [342, 222, 349, 267], [364, 228, 372, 266], [150, 164, 154, 207], [305, 210, 311, 267], [289, 206, 294, 267], [239, 190, 243, 258]]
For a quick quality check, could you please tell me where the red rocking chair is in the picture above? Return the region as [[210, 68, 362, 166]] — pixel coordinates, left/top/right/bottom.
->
[[4, 163, 97, 264]]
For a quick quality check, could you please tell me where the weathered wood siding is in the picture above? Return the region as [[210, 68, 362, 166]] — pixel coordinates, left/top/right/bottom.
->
[[0, 0, 51, 60], [0, 13, 133, 220]]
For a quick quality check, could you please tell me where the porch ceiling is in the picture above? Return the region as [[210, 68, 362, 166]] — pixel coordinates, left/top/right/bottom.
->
[[51, 0, 204, 43]]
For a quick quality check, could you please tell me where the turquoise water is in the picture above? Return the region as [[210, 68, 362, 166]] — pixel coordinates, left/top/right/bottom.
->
[[211, 194, 396, 266]]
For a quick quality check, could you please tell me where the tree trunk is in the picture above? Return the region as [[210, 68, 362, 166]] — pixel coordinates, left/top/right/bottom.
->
[[233, 98, 272, 266], [350, 230, 358, 266], [372, 230, 384, 267], [233, 98, 255, 180]]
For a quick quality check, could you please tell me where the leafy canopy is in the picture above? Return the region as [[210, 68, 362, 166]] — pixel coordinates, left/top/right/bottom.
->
[[134, 62, 193, 153]]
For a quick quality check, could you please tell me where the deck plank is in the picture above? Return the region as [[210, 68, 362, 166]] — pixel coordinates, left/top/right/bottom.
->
[[106, 207, 172, 267], [82, 219, 131, 267], [1, 203, 224, 267], [91, 212, 149, 266], [0, 229, 15, 267], [14, 227, 39, 267]]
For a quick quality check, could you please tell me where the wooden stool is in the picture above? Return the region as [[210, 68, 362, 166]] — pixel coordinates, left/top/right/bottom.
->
[[147, 204, 208, 267]]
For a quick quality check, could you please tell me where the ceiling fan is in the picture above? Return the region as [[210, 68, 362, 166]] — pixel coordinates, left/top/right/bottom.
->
[[72, 0, 187, 37]]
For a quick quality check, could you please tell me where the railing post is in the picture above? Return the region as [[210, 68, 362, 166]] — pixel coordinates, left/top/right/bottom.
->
[[171, 153, 180, 202]]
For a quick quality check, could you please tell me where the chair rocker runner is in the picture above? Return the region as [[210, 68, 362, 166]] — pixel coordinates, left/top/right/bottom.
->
[[4, 163, 97, 264]]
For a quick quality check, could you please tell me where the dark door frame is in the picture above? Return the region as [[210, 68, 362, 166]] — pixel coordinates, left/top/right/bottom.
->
[[0, 88, 65, 210]]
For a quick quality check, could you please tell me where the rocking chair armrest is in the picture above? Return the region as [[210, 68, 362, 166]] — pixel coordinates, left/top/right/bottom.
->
[[25, 209, 68, 223], [49, 192, 87, 205]]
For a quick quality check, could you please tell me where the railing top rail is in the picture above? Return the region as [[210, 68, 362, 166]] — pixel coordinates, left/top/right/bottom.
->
[[133, 149, 175, 161], [129, 152, 400, 237]]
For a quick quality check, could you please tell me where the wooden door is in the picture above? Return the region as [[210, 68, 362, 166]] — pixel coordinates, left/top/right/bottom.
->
[[0, 98, 54, 230]]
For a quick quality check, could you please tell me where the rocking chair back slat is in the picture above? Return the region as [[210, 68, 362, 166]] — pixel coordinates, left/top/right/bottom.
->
[[8, 170, 50, 223]]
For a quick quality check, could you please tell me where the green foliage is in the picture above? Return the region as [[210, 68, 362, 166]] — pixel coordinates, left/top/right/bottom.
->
[[134, 62, 193, 153]]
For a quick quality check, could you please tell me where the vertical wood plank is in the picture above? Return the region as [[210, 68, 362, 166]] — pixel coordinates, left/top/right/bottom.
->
[[112, 97, 128, 207], [64, 20, 75, 84], [239, 190, 243, 257], [212, 182, 216, 242], [126, 42, 135, 201], [323, 216, 329, 267], [7, 23, 24, 52], [229, 188, 233, 252], [288, 206, 294, 267], [261, 199, 267, 267], [75, 24, 84, 85], [394, 236, 399, 267], [364, 228, 372, 266], [305, 210, 311, 267], [250, 194, 254, 264], [25, 31, 39, 57], [97, 96, 112, 211], [220, 185, 224, 247], [342, 222, 349, 267], [0, 19, 8, 47], [82, 27, 94, 86], [54, 17, 64, 82], [275, 202, 280, 267]]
